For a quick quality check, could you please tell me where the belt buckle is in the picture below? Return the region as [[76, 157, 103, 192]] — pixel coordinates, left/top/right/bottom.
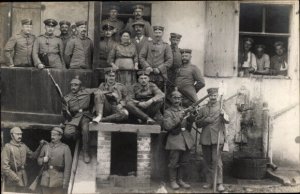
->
[[49, 165, 54, 169], [79, 109, 83, 113]]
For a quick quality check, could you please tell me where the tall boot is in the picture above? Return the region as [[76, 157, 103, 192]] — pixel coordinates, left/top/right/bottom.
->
[[101, 112, 128, 123], [82, 131, 90, 163], [177, 166, 191, 189], [169, 168, 180, 190]]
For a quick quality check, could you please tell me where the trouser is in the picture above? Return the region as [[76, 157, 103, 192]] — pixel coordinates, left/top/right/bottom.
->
[[168, 150, 190, 181], [94, 90, 128, 122], [126, 101, 163, 122], [64, 116, 90, 153], [41, 186, 64, 194], [202, 144, 223, 184], [149, 74, 165, 92]]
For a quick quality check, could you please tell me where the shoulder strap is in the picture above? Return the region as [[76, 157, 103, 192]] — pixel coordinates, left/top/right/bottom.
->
[[9, 145, 18, 172]]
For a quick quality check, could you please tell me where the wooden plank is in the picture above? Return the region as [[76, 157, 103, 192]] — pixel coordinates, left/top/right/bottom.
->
[[1, 121, 59, 131], [89, 122, 161, 134], [15, 68, 32, 111], [1, 67, 16, 111], [0, 3, 11, 65], [30, 67, 43, 112]]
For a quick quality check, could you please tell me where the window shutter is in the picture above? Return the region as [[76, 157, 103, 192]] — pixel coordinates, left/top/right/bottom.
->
[[204, 1, 238, 77]]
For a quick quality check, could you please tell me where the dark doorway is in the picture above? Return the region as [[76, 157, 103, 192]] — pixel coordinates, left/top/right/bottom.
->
[[110, 132, 137, 176]]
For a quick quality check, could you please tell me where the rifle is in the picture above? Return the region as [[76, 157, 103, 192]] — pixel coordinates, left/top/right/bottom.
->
[[183, 94, 210, 115], [29, 165, 44, 191], [46, 69, 72, 121]]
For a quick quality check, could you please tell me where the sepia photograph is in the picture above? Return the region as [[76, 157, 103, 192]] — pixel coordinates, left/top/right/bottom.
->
[[0, 1, 299, 193]]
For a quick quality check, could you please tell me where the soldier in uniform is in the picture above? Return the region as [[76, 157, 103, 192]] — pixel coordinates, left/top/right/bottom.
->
[[125, 4, 153, 38], [126, 70, 165, 124], [64, 21, 93, 69], [33, 19, 65, 69], [195, 88, 229, 192], [63, 76, 98, 163], [98, 23, 117, 68], [38, 127, 72, 194], [270, 41, 288, 76], [58, 20, 72, 52], [4, 19, 35, 67], [92, 68, 129, 123], [164, 88, 194, 190], [1, 127, 46, 192], [100, 5, 125, 41], [139, 25, 173, 91]]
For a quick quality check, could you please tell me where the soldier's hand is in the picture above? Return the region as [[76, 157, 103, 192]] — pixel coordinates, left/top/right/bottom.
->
[[17, 178, 24, 187], [40, 140, 47, 145], [145, 67, 153, 74], [111, 63, 118, 70], [138, 102, 147, 109], [134, 63, 139, 70], [153, 68, 160, 75], [43, 156, 49, 163], [116, 104, 123, 110], [38, 63, 45, 69]]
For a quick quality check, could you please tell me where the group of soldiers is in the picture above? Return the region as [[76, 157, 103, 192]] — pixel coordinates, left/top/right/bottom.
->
[[2, 4, 231, 193], [239, 37, 288, 76]]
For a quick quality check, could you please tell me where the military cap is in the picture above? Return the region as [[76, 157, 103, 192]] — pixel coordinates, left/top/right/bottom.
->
[[133, 4, 144, 11], [21, 19, 32, 25], [255, 44, 266, 50], [76, 20, 87, 27], [59, 20, 71, 27], [180, 49, 192, 54], [44, 19, 58, 27], [104, 67, 117, 74], [51, 127, 63, 135], [153, 26, 164, 31], [274, 41, 284, 47], [10, 127, 22, 134], [109, 5, 120, 11], [171, 87, 182, 98], [132, 21, 145, 27], [207, 88, 219, 94], [137, 70, 150, 77], [70, 75, 82, 85], [244, 37, 254, 44], [170, 33, 182, 39], [102, 23, 115, 31]]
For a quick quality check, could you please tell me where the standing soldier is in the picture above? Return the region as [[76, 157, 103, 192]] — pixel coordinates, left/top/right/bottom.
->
[[92, 68, 129, 123], [195, 88, 229, 192], [4, 19, 35, 67], [58, 20, 72, 52], [38, 127, 72, 194], [125, 4, 153, 38], [33, 19, 65, 69], [64, 21, 93, 69], [164, 89, 194, 190], [139, 25, 173, 91], [1, 127, 45, 192], [100, 5, 124, 41], [126, 70, 165, 124], [63, 76, 97, 163], [175, 49, 205, 108]]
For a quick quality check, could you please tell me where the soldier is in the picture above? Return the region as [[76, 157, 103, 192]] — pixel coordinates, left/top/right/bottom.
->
[[98, 23, 117, 68], [270, 41, 288, 76], [63, 76, 97, 163], [58, 20, 72, 52], [139, 25, 173, 91], [4, 19, 35, 67], [92, 68, 129, 123], [254, 44, 270, 75], [100, 5, 125, 41], [33, 19, 65, 69], [164, 88, 194, 190], [64, 21, 93, 69], [195, 88, 229, 192], [175, 49, 205, 108], [126, 70, 165, 124], [1, 127, 45, 192], [38, 127, 72, 194], [125, 4, 153, 38]]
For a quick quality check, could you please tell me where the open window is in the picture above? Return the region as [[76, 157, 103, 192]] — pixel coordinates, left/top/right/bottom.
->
[[238, 3, 291, 78]]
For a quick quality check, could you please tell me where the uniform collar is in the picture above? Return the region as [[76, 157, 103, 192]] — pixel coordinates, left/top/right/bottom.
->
[[78, 35, 88, 40], [49, 141, 62, 148], [60, 33, 71, 39], [207, 101, 219, 107], [44, 33, 55, 38], [139, 83, 149, 90], [9, 140, 23, 147], [182, 62, 191, 67], [169, 105, 183, 111], [105, 82, 116, 89], [153, 39, 163, 45], [135, 35, 144, 41], [20, 30, 31, 38], [171, 45, 179, 50], [108, 18, 118, 22]]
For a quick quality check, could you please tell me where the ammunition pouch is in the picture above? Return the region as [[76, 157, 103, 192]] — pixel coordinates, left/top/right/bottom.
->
[[170, 123, 181, 135], [38, 53, 50, 67]]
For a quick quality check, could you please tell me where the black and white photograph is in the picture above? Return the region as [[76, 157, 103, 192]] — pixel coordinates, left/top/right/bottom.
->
[[0, 1, 299, 193]]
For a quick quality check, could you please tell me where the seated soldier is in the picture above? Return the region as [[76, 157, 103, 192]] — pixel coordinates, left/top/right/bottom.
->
[[126, 70, 165, 124], [92, 68, 129, 123]]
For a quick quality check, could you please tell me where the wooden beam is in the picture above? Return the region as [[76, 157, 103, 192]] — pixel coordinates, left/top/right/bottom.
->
[[89, 123, 161, 134], [1, 121, 59, 130]]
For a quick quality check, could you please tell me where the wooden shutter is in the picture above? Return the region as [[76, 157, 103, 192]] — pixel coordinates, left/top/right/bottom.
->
[[0, 3, 11, 65], [204, 1, 239, 77]]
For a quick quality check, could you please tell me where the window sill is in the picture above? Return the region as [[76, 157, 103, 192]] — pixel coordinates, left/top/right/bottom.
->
[[238, 74, 291, 80]]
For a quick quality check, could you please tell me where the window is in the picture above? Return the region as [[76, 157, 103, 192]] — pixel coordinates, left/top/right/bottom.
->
[[238, 3, 292, 77]]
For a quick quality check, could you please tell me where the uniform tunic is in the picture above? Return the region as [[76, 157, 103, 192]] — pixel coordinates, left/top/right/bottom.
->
[[167, 45, 182, 91], [38, 142, 72, 188], [126, 18, 153, 38], [131, 36, 151, 54], [107, 42, 138, 69], [1, 141, 39, 186], [270, 54, 288, 76], [100, 18, 125, 40], [59, 33, 72, 52], [4, 31, 35, 67], [99, 38, 117, 68], [65, 36, 90, 69], [32, 34, 65, 68]]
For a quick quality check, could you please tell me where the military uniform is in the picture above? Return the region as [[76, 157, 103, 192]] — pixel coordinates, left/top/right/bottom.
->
[[101, 18, 124, 41], [38, 132, 72, 194], [126, 79, 165, 123], [195, 91, 229, 186], [59, 34, 72, 52], [4, 31, 35, 67]]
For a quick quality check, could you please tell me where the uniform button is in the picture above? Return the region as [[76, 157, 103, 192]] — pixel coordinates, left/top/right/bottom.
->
[[49, 165, 53, 169]]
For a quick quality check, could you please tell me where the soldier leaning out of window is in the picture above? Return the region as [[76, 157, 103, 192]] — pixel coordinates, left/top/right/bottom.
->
[[270, 41, 288, 76], [238, 37, 257, 77]]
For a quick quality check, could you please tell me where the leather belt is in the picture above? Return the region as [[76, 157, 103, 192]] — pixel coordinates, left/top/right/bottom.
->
[[45, 165, 64, 172]]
